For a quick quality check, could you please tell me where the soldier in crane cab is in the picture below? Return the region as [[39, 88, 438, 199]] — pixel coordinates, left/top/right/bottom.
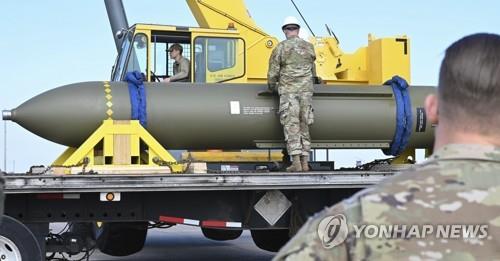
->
[[268, 16, 316, 172], [161, 43, 191, 83]]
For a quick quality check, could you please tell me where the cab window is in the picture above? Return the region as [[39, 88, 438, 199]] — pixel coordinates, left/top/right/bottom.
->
[[125, 33, 148, 76], [194, 37, 245, 83], [150, 32, 191, 82], [112, 31, 133, 81]]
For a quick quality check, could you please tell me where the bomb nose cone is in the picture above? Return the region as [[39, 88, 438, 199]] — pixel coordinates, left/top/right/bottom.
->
[[2, 110, 12, 121]]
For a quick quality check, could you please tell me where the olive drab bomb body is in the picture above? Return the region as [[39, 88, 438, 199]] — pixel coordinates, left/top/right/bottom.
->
[[3, 82, 435, 153]]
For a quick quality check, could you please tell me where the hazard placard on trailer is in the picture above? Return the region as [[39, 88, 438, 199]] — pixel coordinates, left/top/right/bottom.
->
[[253, 190, 291, 226]]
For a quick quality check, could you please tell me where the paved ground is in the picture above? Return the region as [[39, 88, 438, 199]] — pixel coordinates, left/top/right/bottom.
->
[[50, 224, 275, 261]]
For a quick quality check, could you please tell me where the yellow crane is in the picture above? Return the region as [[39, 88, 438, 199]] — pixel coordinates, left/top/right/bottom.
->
[[113, 0, 410, 85]]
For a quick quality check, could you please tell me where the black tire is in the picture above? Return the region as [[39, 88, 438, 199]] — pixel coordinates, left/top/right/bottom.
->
[[95, 222, 148, 256], [201, 227, 243, 241], [0, 215, 43, 261], [251, 229, 290, 252]]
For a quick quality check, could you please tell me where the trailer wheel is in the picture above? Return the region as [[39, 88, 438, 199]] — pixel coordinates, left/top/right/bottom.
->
[[251, 229, 290, 252], [96, 222, 148, 256], [201, 228, 243, 241], [0, 215, 43, 261]]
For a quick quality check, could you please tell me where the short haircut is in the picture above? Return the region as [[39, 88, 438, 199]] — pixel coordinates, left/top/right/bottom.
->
[[439, 33, 500, 134], [169, 43, 183, 54]]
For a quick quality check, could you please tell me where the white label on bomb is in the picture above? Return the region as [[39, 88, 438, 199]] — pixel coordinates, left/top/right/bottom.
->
[[230, 101, 240, 115]]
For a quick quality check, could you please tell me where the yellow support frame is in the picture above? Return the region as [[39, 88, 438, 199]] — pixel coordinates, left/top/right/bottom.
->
[[391, 148, 416, 164], [53, 120, 183, 173]]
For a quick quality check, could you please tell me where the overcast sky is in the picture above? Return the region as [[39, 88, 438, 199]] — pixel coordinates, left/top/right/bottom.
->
[[1, 1, 499, 172]]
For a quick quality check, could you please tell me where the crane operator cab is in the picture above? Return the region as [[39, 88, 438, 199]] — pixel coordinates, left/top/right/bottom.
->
[[110, 24, 247, 84], [108, 0, 411, 87]]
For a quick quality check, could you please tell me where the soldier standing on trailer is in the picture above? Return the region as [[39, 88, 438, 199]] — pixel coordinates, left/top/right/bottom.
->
[[268, 16, 316, 172]]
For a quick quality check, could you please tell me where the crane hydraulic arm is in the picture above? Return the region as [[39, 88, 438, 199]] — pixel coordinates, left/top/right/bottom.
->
[[187, 0, 268, 37]]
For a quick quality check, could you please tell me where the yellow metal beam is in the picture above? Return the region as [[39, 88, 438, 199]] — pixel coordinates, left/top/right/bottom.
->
[[52, 147, 77, 165], [182, 151, 283, 162]]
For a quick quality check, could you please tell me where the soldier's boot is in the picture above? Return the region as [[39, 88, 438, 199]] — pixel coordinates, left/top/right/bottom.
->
[[286, 155, 302, 172], [301, 155, 310, 172]]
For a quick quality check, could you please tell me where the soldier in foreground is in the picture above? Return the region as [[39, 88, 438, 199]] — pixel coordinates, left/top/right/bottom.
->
[[275, 33, 500, 260], [268, 16, 316, 172]]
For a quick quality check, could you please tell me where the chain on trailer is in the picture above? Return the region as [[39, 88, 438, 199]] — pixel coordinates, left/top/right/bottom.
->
[[153, 157, 272, 174], [25, 157, 406, 176], [153, 157, 193, 174], [29, 157, 187, 175], [337, 157, 416, 172], [28, 158, 91, 175]]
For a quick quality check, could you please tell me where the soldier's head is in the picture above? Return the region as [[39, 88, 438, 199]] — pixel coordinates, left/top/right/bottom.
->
[[282, 16, 300, 39], [425, 33, 500, 148], [168, 43, 183, 60]]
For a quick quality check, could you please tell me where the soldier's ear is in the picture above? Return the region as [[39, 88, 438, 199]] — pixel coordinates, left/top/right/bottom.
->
[[425, 94, 439, 125]]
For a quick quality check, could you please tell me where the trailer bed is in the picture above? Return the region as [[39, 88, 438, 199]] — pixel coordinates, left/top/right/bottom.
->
[[3, 171, 394, 194]]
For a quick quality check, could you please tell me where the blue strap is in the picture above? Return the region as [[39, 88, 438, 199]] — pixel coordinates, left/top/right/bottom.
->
[[125, 71, 147, 127], [383, 76, 413, 156]]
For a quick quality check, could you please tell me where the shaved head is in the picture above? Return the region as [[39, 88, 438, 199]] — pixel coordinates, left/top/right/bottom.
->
[[438, 33, 500, 135]]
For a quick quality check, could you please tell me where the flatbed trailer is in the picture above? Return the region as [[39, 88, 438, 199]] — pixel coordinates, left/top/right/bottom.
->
[[1, 170, 394, 259]]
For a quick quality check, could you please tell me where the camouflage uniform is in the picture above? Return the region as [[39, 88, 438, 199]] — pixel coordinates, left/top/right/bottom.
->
[[274, 144, 500, 260], [268, 36, 316, 156]]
